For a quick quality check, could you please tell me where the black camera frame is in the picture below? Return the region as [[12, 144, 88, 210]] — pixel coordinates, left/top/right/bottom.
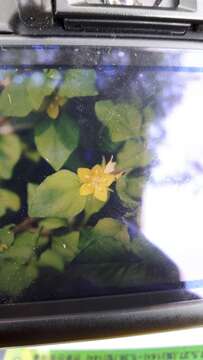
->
[[0, 290, 203, 347]]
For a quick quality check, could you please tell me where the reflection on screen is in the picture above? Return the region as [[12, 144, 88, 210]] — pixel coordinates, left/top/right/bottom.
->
[[0, 46, 202, 303], [142, 71, 203, 292]]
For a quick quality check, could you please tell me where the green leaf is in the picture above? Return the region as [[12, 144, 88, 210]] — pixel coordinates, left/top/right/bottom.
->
[[59, 69, 98, 98], [0, 134, 22, 180], [0, 261, 38, 296], [14, 232, 38, 249], [73, 227, 180, 288], [74, 220, 130, 263], [0, 83, 33, 117], [117, 139, 152, 170], [128, 233, 180, 285], [74, 258, 164, 288], [72, 219, 136, 287], [26, 70, 60, 111], [27, 183, 38, 207], [95, 101, 142, 142], [38, 249, 64, 271], [116, 175, 146, 209], [84, 196, 106, 222], [0, 231, 47, 264], [0, 225, 15, 247], [34, 113, 79, 171], [39, 218, 67, 230], [29, 170, 86, 219], [74, 219, 130, 264], [0, 189, 20, 217], [3, 246, 34, 265], [94, 218, 129, 244], [52, 231, 79, 262], [16, 230, 49, 250]]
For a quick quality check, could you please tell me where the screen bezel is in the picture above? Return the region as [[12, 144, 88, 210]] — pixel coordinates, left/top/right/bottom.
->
[[0, 36, 203, 346]]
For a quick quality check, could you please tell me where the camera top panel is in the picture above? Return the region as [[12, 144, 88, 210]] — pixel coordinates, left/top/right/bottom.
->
[[55, 0, 203, 22], [66, 0, 178, 8], [0, 1, 203, 36]]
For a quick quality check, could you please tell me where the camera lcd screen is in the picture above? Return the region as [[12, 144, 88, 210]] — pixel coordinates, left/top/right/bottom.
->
[[0, 45, 202, 303]]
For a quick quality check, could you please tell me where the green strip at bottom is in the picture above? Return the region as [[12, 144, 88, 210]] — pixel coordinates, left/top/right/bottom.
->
[[3, 345, 203, 360]]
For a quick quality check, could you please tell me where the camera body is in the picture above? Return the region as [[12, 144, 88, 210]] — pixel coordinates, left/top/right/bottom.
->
[[2, 0, 203, 38], [0, 0, 203, 348]]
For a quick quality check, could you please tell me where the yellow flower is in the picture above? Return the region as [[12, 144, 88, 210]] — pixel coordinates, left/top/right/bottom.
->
[[47, 95, 66, 119], [77, 156, 123, 202]]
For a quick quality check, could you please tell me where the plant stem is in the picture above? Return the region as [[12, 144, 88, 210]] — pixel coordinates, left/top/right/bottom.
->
[[14, 217, 36, 234], [79, 213, 90, 228]]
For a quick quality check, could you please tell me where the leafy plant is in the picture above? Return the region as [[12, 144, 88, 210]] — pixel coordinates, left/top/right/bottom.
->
[[0, 65, 179, 300]]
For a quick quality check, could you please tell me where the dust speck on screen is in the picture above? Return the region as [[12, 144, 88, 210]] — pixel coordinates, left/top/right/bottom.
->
[[0, 46, 202, 304]]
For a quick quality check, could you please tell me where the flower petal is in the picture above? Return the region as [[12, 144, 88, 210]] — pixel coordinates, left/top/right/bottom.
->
[[101, 156, 106, 169], [102, 174, 115, 187], [94, 185, 108, 202], [80, 183, 94, 196], [91, 165, 104, 177], [104, 156, 116, 174], [77, 168, 91, 183]]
